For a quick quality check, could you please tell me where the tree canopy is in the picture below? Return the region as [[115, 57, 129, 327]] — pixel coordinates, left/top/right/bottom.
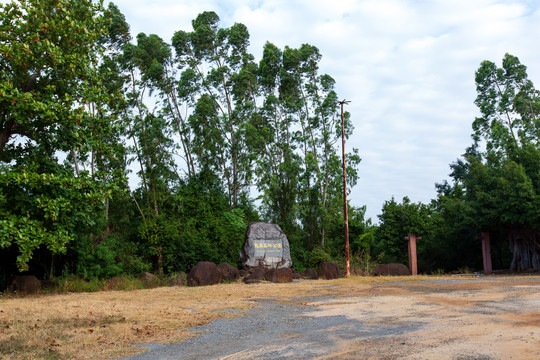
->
[[0, 0, 125, 271], [427, 53, 540, 272], [371, 54, 540, 273], [0, 4, 365, 285], [3, 2, 537, 288]]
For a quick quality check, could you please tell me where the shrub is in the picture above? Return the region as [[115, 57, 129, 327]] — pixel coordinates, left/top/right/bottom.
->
[[308, 248, 333, 269]]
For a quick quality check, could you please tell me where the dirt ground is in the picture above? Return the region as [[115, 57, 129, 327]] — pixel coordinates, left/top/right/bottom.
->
[[1, 275, 539, 359], [122, 275, 540, 360], [310, 278, 540, 359]]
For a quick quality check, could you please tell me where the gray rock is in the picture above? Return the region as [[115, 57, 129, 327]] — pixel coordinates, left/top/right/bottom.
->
[[239, 222, 292, 269]]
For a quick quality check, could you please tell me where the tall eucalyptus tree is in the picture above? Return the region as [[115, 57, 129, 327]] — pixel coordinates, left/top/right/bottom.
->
[[253, 42, 361, 248], [172, 11, 258, 207]]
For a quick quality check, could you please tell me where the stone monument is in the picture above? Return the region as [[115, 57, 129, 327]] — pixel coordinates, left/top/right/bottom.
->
[[239, 222, 292, 269]]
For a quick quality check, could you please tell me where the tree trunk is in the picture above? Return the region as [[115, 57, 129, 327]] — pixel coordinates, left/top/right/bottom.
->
[[0, 118, 15, 162], [71, 148, 81, 177], [509, 230, 540, 271], [157, 244, 163, 276]]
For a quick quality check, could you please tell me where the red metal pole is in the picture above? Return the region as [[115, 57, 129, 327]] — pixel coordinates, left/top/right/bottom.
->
[[339, 100, 350, 278]]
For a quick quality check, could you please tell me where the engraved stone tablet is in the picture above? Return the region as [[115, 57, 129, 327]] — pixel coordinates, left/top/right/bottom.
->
[[239, 222, 292, 269]]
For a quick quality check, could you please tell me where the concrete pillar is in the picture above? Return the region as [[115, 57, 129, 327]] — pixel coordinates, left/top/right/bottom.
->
[[481, 232, 492, 274]]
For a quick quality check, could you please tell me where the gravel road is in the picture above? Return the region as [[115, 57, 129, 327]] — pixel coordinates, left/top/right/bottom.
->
[[120, 277, 540, 360]]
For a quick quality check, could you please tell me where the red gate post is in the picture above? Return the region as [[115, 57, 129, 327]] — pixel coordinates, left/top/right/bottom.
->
[[405, 233, 421, 276], [481, 232, 492, 274]]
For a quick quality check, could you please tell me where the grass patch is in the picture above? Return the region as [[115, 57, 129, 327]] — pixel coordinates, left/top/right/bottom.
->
[[46, 275, 105, 293], [38, 273, 187, 295], [457, 266, 472, 274], [430, 268, 446, 276]]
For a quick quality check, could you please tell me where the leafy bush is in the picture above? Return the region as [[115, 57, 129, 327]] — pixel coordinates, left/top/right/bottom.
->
[[350, 249, 380, 274], [77, 243, 122, 280], [74, 235, 145, 280], [308, 248, 333, 269]]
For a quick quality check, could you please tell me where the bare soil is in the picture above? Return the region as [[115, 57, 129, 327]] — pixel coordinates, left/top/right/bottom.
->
[[1, 275, 539, 359], [310, 278, 540, 359]]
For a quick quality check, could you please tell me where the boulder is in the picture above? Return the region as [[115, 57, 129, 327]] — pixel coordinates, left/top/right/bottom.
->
[[217, 262, 240, 282], [139, 272, 155, 282], [318, 262, 339, 280], [373, 263, 411, 276], [187, 262, 222, 286], [266, 268, 293, 283], [9, 275, 41, 294], [239, 222, 292, 269], [300, 268, 319, 280], [243, 267, 266, 284]]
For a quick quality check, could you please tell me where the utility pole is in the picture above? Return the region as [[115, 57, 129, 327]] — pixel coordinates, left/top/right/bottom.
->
[[338, 99, 351, 278]]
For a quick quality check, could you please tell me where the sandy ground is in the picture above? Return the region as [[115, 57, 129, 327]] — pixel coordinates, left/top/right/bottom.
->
[[124, 277, 540, 360]]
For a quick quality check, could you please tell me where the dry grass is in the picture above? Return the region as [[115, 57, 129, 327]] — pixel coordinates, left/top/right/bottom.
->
[[0, 274, 536, 360]]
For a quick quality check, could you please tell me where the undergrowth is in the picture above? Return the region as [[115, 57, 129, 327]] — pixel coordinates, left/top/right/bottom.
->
[[5, 273, 189, 296]]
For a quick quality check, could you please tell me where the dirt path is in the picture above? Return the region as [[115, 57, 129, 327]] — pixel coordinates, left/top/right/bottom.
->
[[122, 277, 540, 360]]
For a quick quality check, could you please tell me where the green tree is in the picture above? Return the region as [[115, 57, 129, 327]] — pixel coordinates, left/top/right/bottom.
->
[[172, 11, 258, 207], [252, 42, 361, 250], [249, 42, 302, 232], [472, 54, 539, 270], [374, 197, 433, 265], [0, 0, 124, 271], [437, 54, 540, 272]]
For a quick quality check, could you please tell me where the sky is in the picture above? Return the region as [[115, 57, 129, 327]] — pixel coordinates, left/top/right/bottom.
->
[[110, 0, 540, 222]]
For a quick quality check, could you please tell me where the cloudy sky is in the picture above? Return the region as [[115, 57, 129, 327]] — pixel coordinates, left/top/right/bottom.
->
[[111, 0, 540, 222]]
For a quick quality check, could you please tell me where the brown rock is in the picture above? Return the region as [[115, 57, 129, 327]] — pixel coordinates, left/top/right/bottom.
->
[[243, 267, 266, 284], [139, 272, 155, 282], [373, 263, 411, 276], [266, 268, 293, 283], [217, 262, 240, 282], [300, 268, 319, 280], [187, 262, 222, 287], [10, 275, 41, 294], [318, 262, 339, 280]]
